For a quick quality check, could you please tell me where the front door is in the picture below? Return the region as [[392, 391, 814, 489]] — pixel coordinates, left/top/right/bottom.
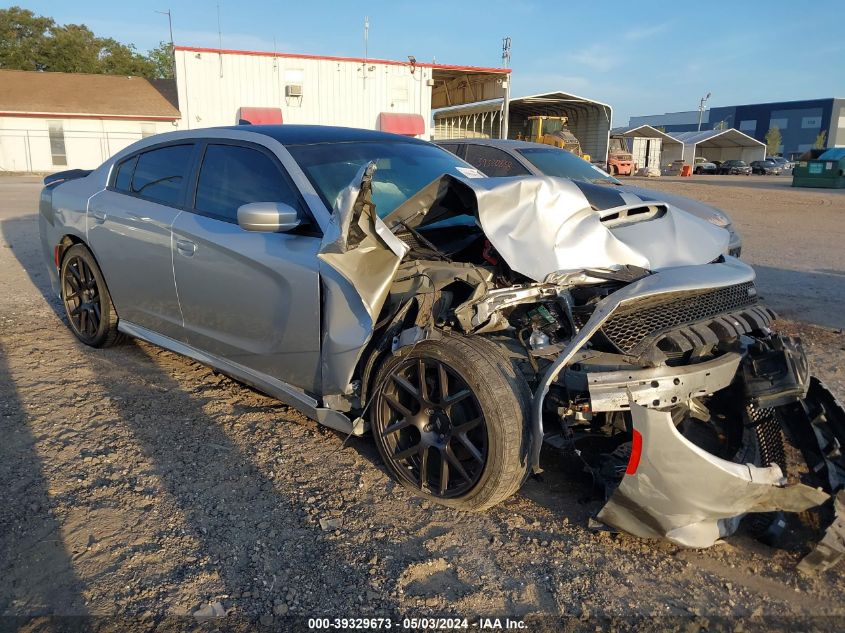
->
[[171, 141, 322, 393], [87, 143, 196, 340]]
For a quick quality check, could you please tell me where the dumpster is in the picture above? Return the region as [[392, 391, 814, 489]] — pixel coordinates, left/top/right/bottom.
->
[[792, 148, 845, 188]]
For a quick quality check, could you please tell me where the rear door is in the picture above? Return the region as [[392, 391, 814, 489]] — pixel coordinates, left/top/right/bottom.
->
[[88, 143, 195, 339], [171, 140, 322, 392]]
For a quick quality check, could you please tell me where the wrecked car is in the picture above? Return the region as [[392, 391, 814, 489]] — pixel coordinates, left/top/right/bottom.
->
[[435, 138, 742, 257], [39, 125, 845, 564]]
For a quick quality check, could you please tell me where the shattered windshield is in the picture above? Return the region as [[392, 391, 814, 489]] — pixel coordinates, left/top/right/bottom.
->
[[517, 147, 621, 186], [287, 141, 478, 217]]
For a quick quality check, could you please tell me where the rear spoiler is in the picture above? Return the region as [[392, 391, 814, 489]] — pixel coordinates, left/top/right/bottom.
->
[[43, 169, 92, 186]]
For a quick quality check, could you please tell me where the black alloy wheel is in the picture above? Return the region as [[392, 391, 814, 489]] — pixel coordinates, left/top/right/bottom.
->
[[375, 357, 488, 498], [62, 253, 102, 342], [59, 244, 122, 348]]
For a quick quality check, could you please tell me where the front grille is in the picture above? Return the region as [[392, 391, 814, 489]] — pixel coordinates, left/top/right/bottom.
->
[[746, 405, 786, 473], [601, 282, 758, 353]]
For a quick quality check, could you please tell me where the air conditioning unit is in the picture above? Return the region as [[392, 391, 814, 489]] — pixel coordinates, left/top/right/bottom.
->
[[285, 84, 303, 97]]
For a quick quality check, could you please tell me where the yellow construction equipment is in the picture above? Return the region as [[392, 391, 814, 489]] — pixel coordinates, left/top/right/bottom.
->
[[525, 115, 591, 161]]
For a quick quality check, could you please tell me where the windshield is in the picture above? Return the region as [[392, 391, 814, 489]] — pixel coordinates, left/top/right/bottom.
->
[[517, 147, 621, 185], [286, 141, 477, 217]]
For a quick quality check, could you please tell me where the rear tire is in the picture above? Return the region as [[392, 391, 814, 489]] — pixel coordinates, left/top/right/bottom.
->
[[371, 334, 530, 511], [60, 244, 123, 348]]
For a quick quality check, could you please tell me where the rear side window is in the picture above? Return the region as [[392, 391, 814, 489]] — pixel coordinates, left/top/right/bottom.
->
[[463, 145, 530, 177], [129, 144, 194, 206], [437, 143, 461, 156], [113, 155, 137, 192], [194, 144, 303, 223]]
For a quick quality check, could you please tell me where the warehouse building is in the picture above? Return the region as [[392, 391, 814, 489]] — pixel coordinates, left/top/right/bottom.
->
[[173, 45, 510, 138], [433, 91, 612, 162], [0, 70, 180, 172], [630, 98, 845, 160]]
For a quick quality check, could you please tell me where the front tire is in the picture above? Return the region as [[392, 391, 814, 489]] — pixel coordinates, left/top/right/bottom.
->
[[60, 244, 122, 348], [371, 334, 530, 511]]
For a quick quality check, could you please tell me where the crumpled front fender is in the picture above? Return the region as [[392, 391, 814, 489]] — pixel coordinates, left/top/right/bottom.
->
[[597, 403, 829, 548]]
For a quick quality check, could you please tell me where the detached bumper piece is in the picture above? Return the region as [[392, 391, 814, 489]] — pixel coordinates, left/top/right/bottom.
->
[[597, 403, 829, 548]]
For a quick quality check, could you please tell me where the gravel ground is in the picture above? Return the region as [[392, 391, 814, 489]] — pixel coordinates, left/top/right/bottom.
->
[[1, 176, 844, 630]]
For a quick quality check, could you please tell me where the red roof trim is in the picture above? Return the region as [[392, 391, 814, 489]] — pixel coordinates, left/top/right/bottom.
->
[[0, 111, 179, 121], [174, 45, 511, 74]]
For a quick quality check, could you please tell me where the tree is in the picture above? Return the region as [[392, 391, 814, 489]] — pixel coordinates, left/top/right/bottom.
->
[[98, 39, 156, 77], [765, 127, 782, 156], [0, 6, 54, 70], [40, 23, 101, 73], [147, 41, 175, 79], [813, 130, 827, 149], [0, 5, 169, 79]]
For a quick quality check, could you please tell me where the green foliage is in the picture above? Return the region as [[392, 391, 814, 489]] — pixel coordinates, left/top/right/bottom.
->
[[0, 5, 169, 78], [147, 41, 175, 79], [813, 130, 827, 149], [764, 127, 782, 156]]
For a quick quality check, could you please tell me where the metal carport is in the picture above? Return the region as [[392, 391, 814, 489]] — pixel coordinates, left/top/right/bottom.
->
[[434, 91, 612, 162], [610, 125, 684, 169], [672, 129, 766, 164]]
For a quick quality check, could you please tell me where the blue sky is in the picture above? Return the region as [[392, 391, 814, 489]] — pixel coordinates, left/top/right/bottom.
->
[[17, 0, 845, 124]]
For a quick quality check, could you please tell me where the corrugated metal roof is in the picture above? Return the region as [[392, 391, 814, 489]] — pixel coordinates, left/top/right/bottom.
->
[[610, 125, 683, 144], [671, 128, 765, 147], [0, 70, 181, 119]]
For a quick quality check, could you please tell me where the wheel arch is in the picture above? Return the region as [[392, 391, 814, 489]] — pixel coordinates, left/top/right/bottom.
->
[[56, 236, 120, 320]]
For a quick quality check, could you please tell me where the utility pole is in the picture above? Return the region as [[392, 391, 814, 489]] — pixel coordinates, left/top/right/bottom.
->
[[154, 9, 174, 79], [501, 37, 511, 139], [697, 92, 711, 131], [155, 9, 174, 50]]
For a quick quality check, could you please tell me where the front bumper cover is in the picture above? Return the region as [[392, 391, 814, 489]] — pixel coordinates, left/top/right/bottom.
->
[[597, 402, 829, 548]]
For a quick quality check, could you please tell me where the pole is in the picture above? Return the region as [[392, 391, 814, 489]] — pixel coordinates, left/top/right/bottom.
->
[[697, 92, 711, 132], [155, 10, 174, 49], [501, 37, 511, 139]]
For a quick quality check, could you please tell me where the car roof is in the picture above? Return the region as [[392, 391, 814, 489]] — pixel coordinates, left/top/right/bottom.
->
[[218, 124, 431, 146], [434, 137, 548, 151]]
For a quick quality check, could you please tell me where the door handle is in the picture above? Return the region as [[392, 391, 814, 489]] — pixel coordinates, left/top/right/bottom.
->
[[91, 210, 107, 224], [176, 238, 197, 257]]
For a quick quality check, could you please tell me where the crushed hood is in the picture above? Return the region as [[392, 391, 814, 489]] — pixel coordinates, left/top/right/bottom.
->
[[383, 175, 730, 282]]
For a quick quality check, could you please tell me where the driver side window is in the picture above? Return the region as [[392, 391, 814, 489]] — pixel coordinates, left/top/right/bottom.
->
[[193, 143, 304, 224]]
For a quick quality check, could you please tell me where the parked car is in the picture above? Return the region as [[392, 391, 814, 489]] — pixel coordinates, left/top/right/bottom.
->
[[40, 126, 845, 557], [750, 160, 783, 175], [437, 138, 742, 257], [718, 159, 752, 175], [767, 156, 793, 172], [693, 156, 717, 174]]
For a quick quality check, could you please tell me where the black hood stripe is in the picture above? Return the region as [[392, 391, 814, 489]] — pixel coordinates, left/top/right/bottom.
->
[[572, 181, 628, 210]]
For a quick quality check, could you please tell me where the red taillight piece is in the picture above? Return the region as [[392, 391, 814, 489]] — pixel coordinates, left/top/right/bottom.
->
[[54, 245, 61, 269], [626, 429, 643, 475]]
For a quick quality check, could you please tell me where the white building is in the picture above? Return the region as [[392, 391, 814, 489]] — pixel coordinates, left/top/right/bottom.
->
[[173, 45, 510, 138], [0, 70, 181, 172]]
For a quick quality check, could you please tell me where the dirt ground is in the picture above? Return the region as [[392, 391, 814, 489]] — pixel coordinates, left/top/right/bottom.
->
[[1, 174, 844, 630]]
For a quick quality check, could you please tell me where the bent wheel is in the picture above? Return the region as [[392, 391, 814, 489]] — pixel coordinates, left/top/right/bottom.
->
[[372, 335, 530, 511]]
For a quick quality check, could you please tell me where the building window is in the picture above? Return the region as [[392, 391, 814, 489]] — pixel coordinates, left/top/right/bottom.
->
[[48, 121, 67, 166], [801, 116, 821, 129], [141, 123, 156, 138], [739, 120, 756, 132], [769, 118, 788, 130]]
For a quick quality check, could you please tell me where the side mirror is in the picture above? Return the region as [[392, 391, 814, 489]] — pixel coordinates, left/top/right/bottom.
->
[[237, 202, 301, 233]]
